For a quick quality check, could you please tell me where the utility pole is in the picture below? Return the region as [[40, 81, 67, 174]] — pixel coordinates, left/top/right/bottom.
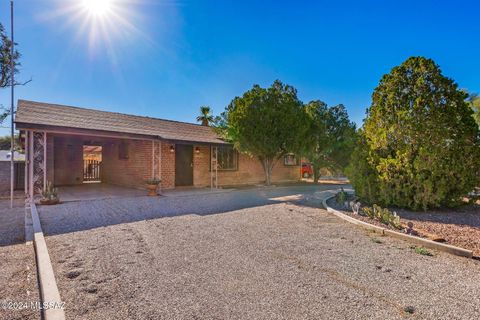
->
[[10, 0, 15, 208]]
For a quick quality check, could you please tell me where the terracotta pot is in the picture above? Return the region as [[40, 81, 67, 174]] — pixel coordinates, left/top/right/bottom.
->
[[146, 184, 158, 196], [39, 198, 60, 205]]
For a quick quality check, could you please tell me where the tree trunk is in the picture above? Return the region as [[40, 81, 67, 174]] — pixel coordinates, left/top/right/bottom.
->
[[313, 164, 320, 184], [260, 157, 275, 185]]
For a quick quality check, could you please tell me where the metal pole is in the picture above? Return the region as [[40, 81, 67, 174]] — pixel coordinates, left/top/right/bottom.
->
[[215, 147, 218, 189], [10, 0, 15, 208], [29, 132, 34, 200]]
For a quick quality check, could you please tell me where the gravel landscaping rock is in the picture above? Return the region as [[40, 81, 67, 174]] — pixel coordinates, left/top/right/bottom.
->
[[0, 200, 39, 320], [327, 197, 480, 257], [39, 187, 480, 320]]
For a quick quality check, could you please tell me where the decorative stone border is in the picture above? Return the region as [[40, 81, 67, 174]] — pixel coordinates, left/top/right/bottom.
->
[[322, 194, 474, 259], [29, 201, 66, 320]]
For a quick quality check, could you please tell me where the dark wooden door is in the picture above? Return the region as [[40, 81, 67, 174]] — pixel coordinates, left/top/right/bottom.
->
[[175, 144, 193, 186]]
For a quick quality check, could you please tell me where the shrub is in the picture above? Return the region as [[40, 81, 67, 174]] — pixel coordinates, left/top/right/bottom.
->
[[347, 57, 480, 210], [361, 204, 401, 229], [336, 188, 348, 204]]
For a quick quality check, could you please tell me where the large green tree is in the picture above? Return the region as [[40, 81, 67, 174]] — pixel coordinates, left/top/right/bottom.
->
[[303, 101, 356, 183], [467, 93, 480, 126], [225, 80, 306, 185], [347, 57, 480, 210]]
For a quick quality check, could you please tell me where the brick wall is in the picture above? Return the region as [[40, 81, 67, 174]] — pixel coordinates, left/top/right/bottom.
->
[[46, 134, 299, 190], [0, 162, 11, 191], [53, 136, 83, 185], [192, 145, 300, 187], [0, 161, 26, 192], [102, 139, 154, 189], [160, 142, 175, 190]]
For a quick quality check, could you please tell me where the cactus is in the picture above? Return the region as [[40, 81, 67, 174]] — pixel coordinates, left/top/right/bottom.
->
[[41, 181, 59, 201]]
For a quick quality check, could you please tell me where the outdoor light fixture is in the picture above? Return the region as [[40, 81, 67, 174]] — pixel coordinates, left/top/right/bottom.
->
[[170, 145, 175, 153], [195, 147, 200, 154]]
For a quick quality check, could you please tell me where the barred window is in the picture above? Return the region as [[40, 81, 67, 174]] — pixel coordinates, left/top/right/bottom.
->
[[212, 145, 238, 171], [284, 154, 298, 166]]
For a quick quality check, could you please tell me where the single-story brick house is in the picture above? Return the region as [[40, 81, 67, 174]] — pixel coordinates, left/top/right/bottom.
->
[[15, 100, 300, 198]]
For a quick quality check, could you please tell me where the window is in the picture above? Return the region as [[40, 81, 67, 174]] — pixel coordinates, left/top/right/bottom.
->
[[284, 154, 298, 166], [212, 145, 238, 171], [118, 141, 129, 160]]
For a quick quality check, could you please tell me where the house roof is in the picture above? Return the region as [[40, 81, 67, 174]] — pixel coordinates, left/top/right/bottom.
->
[[0, 150, 25, 162], [15, 100, 226, 144]]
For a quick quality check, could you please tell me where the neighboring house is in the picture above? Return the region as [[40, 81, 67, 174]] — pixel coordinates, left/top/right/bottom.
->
[[0, 150, 25, 192], [15, 100, 300, 197]]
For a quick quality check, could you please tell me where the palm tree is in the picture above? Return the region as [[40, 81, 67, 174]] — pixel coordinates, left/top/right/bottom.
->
[[196, 106, 214, 126]]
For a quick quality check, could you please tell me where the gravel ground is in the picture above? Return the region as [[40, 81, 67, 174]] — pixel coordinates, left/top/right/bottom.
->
[[0, 200, 39, 320], [398, 206, 480, 257], [39, 187, 480, 320], [327, 198, 480, 257]]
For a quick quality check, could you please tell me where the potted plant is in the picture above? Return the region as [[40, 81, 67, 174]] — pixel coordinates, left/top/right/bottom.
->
[[145, 178, 161, 196], [40, 181, 60, 205]]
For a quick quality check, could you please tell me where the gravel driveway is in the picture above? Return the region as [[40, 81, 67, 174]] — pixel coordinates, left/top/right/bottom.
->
[[39, 186, 480, 320]]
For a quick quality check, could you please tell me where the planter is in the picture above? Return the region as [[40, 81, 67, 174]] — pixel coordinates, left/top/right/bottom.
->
[[146, 184, 158, 196], [39, 198, 60, 205]]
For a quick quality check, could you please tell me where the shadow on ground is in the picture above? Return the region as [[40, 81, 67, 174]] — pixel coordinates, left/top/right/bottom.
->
[[0, 199, 26, 247], [39, 184, 345, 237]]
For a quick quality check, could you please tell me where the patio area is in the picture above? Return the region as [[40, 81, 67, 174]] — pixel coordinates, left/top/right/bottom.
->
[[54, 183, 234, 202], [56, 183, 146, 202]]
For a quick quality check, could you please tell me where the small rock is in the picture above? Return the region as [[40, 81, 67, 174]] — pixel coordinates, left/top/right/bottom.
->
[[66, 269, 82, 279], [85, 285, 98, 294], [404, 306, 415, 314]]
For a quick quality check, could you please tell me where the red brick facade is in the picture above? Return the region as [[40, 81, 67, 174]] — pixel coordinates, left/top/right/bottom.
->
[[192, 145, 300, 187], [47, 134, 300, 190]]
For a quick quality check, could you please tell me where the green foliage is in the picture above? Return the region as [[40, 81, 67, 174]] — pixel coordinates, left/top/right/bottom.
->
[[335, 188, 348, 204], [302, 101, 356, 182], [362, 204, 401, 229], [145, 178, 161, 185], [413, 246, 433, 256], [41, 181, 58, 201], [196, 106, 214, 126], [347, 57, 480, 210], [0, 23, 20, 89], [224, 80, 307, 185], [0, 135, 20, 150], [1, 23, 22, 126], [467, 93, 480, 127]]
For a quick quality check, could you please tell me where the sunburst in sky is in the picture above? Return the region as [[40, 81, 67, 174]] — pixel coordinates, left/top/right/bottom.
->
[[40, 0, 151, 58]]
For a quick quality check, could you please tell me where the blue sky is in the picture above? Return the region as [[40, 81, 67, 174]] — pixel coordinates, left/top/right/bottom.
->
[[1, 0, 479, 135]]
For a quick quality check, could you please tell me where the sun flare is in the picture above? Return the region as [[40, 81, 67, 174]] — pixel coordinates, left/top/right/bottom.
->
[[82, 0, 113, 16]]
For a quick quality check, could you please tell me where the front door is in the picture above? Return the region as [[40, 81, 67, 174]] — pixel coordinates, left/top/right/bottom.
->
[[175, 144, 193, 186]]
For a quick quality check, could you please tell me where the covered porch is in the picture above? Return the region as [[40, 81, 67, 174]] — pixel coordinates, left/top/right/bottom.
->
[[19, 129, 223, 201]]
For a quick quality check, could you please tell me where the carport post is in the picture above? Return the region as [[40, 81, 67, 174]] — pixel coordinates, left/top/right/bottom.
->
[[152, 140, 155, 178], [43, 132, 47, 190], [215, 147, 218, 188], [24, 131, 28, 198], [28, 131, 34, 200]]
